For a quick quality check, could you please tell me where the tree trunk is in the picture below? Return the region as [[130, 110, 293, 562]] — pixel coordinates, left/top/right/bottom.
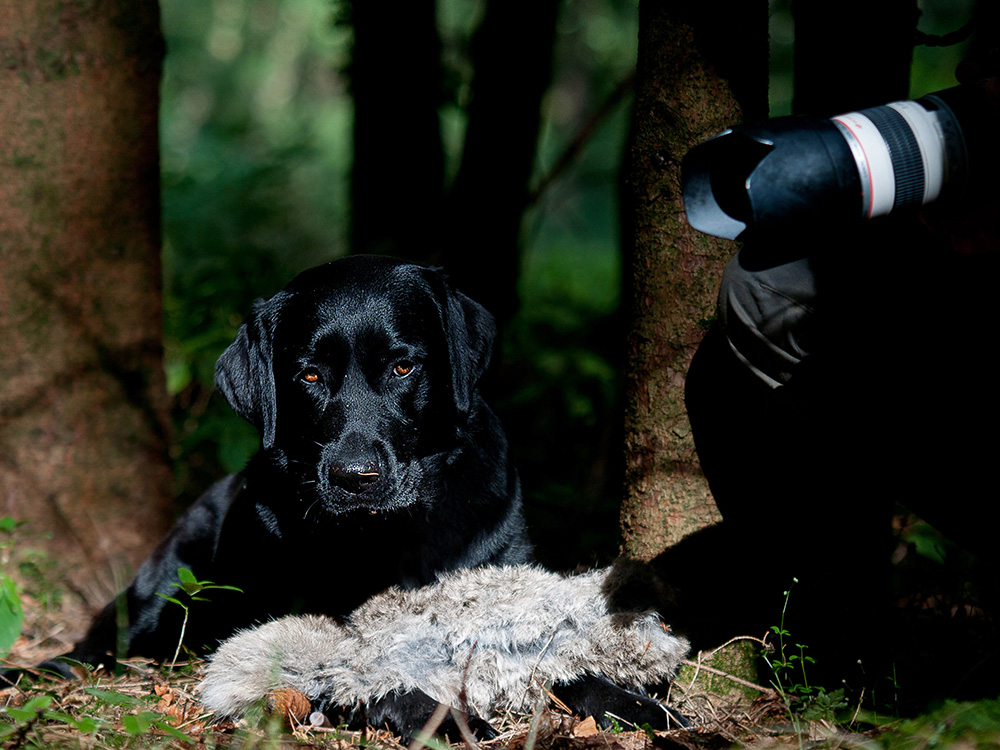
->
[[0, 0, 173, 604], [442, 0, 561, 325], [348, 0, 445, 261], [620, 0, 767, 561]]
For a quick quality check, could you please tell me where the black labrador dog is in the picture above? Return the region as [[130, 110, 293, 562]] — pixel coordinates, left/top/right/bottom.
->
[[29, 255, 532, 677]]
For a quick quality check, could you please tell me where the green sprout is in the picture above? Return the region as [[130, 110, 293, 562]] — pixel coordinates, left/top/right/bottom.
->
[[156, 567, 242, 669]]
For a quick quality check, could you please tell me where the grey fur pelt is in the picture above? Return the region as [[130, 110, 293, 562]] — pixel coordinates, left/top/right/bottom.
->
[[200, 564, 689, 720]]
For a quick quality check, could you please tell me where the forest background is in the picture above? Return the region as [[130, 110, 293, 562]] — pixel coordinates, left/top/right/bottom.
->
[[0, 0, 981, 682], [158, 0, 969, 571], [2, 0, 997, 744]]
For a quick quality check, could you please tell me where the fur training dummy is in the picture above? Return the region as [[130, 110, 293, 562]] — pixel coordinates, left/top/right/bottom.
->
[[200, 563, 689, 730]]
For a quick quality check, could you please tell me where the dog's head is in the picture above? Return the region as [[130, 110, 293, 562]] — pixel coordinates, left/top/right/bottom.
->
[[215, 255, 497, 515]]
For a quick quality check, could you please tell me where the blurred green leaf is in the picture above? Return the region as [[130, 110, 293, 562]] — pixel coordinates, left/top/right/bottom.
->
[[0, 575, 23, 658], [901, 522, 950, 565], [122, 711, 156, 735], [0, 517, 26, 535]]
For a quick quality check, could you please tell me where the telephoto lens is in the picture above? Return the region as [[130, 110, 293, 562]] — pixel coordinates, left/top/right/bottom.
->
[[681, 85, 993, 241]]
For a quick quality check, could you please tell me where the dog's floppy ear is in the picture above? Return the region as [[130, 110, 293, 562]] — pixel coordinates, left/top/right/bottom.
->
[[440, 280, 497, 419], [215, 295, 284, 449]]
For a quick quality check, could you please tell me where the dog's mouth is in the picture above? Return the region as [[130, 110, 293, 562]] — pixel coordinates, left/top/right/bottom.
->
[[313, 458, 427, 517], [323, 484, 422, 516], [355, 471, 380, 493], [329, 467, 381, 495]]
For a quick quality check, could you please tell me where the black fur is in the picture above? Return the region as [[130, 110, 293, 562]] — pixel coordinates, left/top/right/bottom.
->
[[16, 256, 531, 679], [342, 691, 498, 742], [553, 675, 689, 730]]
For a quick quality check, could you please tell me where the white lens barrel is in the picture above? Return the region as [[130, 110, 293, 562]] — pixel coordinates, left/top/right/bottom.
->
[[831, 112, 896, 218], [888, 101, 947, 205], [831, 101, 949, 220]]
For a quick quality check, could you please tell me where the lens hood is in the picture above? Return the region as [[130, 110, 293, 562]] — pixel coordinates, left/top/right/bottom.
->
[[682, 118, 862, 241]]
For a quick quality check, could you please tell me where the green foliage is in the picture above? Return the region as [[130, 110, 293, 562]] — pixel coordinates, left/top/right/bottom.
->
[[870, 698, 1000, 749], [0, 693, 97, 745], [500, 301, 622, 565], [603, 714, 623, 734], [762, 579, 848, 742], [160, 0, 352, 502], [14, 555, 62, 614], [767, 0, 971, 115], [157, 0, 640, 526], [0, 575, 23, 660], [162, 567, 243, 604], [156, 568, 242, 668], [0, 688, 197, 748], [900, 521, 951, 565], [0, 518, 70, 668], [0, 517, 26, 659]]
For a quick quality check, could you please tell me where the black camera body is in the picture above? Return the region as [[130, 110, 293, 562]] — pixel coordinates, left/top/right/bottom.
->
[[681, 85, 995, 241]]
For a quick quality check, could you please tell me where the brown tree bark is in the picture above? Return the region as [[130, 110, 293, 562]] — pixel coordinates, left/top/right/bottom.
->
[[0, 0, 173, 604], [620, 0, 768, 561]]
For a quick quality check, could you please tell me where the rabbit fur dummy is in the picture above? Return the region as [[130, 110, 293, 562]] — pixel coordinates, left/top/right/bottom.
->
[[200, 563, 690, 733]]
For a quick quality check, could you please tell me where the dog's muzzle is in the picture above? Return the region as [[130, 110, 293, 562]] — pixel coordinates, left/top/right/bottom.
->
[[326, 431, 383, 495]]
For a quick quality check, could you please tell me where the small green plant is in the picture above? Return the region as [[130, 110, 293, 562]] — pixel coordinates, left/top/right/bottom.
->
[[601, 713, 659, 739], [762, 579, 847, 745], [0, 517, 26, 659], [156, 567, 242, 668], [638, 722, 658, 741]]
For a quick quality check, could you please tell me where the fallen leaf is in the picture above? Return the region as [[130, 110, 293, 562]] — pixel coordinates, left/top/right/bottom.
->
[[573, 716, 599, 737]]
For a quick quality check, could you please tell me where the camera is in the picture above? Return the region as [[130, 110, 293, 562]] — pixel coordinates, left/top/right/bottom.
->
[[681, 84, 995, 241]]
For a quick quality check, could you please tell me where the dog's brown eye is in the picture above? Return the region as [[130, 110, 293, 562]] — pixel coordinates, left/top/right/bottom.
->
[[300, 368, 321, 384], [392, 361, 414, 378]]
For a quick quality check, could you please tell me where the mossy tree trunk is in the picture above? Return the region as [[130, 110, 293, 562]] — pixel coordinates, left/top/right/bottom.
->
[[620, 0, 768, 561], [0, 1, 173, 604]]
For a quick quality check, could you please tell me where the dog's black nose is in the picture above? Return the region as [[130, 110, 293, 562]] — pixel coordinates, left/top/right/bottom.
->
[[329, 459, 381, 494]]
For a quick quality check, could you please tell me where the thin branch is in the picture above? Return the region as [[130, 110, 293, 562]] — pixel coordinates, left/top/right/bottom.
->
[[449, 707, 482, 750], [681, 657, 774, 695], [527, 70, 636, 207], [706, 634, 769, 656]]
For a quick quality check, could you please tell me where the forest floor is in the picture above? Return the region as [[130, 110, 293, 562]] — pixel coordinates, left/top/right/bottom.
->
[[5, 591, 1000, 750], [4, 518, 1000, 750], [0, 647, 884, 750], [5, 643, 1000, 750]]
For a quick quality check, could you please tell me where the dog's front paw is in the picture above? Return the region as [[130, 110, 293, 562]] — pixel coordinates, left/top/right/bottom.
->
[[360, 689, 496, 741]]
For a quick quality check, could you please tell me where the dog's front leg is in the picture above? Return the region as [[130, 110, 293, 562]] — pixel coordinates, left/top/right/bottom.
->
[[340, 689, 497, 742]]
